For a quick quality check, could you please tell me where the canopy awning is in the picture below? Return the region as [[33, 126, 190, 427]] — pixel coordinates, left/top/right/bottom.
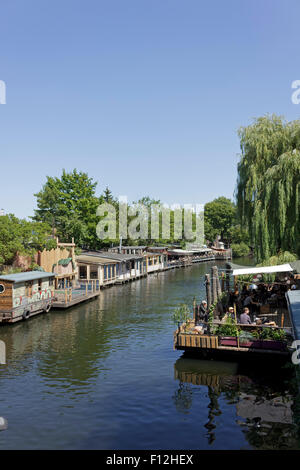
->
[[232, 263, 293, 276]]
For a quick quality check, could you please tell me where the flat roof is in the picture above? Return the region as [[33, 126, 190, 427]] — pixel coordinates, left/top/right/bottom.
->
[[81, 250, 143, 261], [232, 263, 293, 276], [286, 290, 300, 340], [167, 249, 194, 255], [76, 255, 118, 265], [0, 271, 55, 283], [117, 246, 147, 249]]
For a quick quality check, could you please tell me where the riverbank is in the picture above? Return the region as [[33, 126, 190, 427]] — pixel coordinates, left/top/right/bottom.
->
[[0, 262, 299, 449]]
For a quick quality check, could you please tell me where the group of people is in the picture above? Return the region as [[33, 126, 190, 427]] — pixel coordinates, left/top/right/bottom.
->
[[229, 278, 298, 316], [193, 297, 277, 333]]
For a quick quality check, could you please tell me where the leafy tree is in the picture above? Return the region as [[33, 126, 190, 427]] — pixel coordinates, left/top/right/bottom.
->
[[231, 242, 250, 258], [204, 197, 236, 244], [33, 169, 101, 248], [0, 214, 52, 265], [236, 114, 300, 262]]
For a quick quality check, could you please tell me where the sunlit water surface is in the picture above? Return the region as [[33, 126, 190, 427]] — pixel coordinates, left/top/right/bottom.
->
[[0, 261, 299, 449]]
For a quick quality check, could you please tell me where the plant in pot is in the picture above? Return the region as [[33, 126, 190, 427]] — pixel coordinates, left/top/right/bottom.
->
[[258, 327, 287, 351], [207, 301, 218, 334], [217, 318, 240, 346], [172, 304, 192, 333]]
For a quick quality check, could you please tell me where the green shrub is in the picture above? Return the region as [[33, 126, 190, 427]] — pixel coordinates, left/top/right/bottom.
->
[[231, 242, 250, 258]]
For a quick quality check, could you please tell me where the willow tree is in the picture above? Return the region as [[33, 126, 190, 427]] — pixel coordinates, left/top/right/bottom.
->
[[236, 114, 300, 262]]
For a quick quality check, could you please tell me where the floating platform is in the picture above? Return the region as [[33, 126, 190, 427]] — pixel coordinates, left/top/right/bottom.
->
[[174, 320, 293, 360], [52, 287, 100, 309]]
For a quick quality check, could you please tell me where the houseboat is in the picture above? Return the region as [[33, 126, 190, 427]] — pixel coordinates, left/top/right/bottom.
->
[[77, 250, 147, 285], [0, 271, 55, 323], [173, 263, 298, 361]]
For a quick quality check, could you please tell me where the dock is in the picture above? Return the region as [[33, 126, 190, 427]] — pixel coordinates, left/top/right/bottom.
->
[[52, 281, 100, 309], [173, 319, 292, 358], [173, 262, 299, 361]]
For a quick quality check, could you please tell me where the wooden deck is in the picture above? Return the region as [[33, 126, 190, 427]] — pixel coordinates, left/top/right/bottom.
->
[[52, 290, 100, 309], [173, 319, 293, 358], [52, 282, 101, 309]]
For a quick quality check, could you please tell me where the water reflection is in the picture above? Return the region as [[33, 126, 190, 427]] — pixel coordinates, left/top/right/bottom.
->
[[174, 357, 299, 449], [0, 262, 299, 449]]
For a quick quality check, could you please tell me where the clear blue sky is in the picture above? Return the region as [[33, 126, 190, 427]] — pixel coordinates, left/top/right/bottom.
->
[[1, 0, 300, 218]]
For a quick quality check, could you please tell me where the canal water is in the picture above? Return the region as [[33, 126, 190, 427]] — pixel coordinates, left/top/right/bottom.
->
[[0, 261, 299, 450]]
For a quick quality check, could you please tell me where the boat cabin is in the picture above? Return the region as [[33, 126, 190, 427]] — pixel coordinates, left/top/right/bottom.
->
[[0, 271, 55, 323]]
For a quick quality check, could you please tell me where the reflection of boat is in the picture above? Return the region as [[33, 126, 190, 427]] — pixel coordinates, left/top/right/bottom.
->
[[174, 357, 238, 388], [173, 357, 298, 449]]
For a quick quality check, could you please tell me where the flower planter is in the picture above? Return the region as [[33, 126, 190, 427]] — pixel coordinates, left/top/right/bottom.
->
[[220, 336, 238, 347], [239, 340, 261, 349], [239, 340, 286, 351], [259, 340, 287, 351]]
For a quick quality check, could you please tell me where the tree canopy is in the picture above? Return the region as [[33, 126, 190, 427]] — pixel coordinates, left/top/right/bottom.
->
[[0, 214, 53, 266], [236, 114, 300, 262], [33, 169, 101, 247]]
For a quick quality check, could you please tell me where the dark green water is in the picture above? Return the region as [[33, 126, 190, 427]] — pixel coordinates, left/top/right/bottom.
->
[[0, 262, 299, 449]]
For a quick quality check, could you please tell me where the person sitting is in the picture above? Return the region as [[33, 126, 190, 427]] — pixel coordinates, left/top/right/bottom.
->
[[195, 300, 208, 325], [239, 307, 253, 325], [221, 306, 235, 323]]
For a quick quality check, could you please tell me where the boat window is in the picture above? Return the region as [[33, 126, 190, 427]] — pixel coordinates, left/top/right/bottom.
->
[[25, 281, 33, 297], [0, 284, 5, 294]]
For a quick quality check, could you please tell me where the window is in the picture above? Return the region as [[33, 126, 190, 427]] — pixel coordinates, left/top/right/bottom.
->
[[79, 266, 87, 279], [90, 265, 98, 279], [0, 284, 5, 294], [25, 281, 33, 297]]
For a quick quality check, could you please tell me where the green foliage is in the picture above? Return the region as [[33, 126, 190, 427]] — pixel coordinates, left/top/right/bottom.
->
[[172, 304, 191, 327], [204, 197, 236, 243], [231, 242, 250, 258], [33, 169, 101, 248], [217, 317, 240, 337], [236, 114, 300, 262], [259, 328, 286, 341], [44, 239, 57, 251], [0, 214, 52, 265], [257, 250, 298, 267]]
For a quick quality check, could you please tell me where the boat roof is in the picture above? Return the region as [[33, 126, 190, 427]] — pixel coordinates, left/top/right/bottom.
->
[[231, 263, 293, 276], [167, 249, 194, 255], [0, 271, 55, 283], [226, 262, 294, 276], [76, 254, 118, 265], [80, 250, 143, 261], [286, 290, 300, 340]]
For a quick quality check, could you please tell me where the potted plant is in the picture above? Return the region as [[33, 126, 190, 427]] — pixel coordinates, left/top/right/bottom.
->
[[239, 328, 287, 350], [172, 304, 192, 333], [258, 327, 287, 351], [217, 318, 240, 346], [239, 329, 261, 348]]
